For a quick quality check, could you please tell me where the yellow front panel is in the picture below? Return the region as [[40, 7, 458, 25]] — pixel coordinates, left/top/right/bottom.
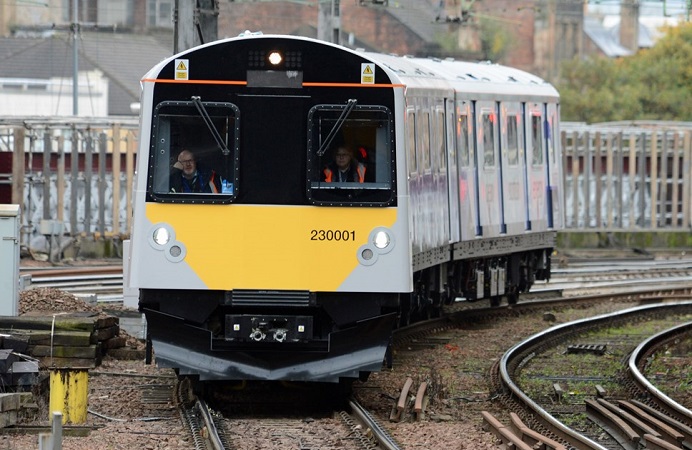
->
[[146, 203, 398, 291]]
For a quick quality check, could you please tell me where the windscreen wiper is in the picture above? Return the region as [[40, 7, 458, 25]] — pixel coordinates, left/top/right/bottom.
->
[[191, 96, 231, 155], [317, 99, 358, 156]]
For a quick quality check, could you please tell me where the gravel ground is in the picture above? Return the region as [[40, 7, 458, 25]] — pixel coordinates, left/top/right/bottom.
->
[[0, 260, 647, 449], [0, 285, 190, 450]]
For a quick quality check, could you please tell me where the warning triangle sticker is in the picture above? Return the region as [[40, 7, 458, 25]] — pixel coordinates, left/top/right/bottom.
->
[[363, 65, 373, 75], [177, 61, 187, 71]]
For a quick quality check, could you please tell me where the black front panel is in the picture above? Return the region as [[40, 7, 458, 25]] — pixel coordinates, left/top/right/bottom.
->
[[147, 36, 397, 207]]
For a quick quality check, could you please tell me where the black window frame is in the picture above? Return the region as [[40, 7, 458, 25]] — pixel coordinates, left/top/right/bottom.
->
[[147, 100, 240, 204], [306, 104, 396, 207]]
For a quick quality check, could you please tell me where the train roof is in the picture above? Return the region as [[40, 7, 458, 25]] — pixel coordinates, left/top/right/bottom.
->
[[360, 51, 559, 100], [143, 34, 558, 101]]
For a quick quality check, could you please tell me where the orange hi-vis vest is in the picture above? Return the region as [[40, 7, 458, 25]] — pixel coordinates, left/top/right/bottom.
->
[[323, 163, 366, 183]]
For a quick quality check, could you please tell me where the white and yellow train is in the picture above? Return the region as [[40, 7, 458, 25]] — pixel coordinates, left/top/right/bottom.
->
[[127, 34, 562, 383]]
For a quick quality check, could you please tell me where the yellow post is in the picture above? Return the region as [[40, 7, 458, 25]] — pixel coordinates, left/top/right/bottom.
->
[[49, 369, 88, 424]]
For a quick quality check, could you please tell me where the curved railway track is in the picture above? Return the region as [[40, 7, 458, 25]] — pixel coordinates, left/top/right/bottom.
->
[[496, 301, 692, 450]]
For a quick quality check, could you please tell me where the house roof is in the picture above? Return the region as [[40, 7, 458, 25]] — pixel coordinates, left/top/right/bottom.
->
[[0, 31, 172, 115], [381, 0, 441, 44], [587, 14, 680, 56], [584, 16, 633, 57]]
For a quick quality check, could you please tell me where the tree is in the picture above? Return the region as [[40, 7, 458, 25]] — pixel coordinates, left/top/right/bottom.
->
[[557, 22, 692, 123]]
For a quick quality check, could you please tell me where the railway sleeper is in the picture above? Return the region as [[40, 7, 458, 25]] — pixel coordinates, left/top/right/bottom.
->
[[643, 433, 685, 450], [390, 377, 413, 422], [389, 377, 429, 423], [413, 381, 428, 421], [508, 412, 567, 450], [480, 411, 534, 450], [629, 400, 692, 448], [616, 400, 685, 447], [585, 398, 640, 450], [596, 398, 665, 441]]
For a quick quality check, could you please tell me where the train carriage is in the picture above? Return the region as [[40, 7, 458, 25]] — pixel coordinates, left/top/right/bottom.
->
[[127, 33, 562, 383]]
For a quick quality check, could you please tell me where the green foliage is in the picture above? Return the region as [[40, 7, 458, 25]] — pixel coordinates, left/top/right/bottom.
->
[[557, 22, 692, 122], [478, 17, 512, 61]]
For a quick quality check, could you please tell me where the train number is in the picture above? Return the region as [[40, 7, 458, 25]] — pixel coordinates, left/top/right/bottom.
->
[[310, 229, 356, 241]]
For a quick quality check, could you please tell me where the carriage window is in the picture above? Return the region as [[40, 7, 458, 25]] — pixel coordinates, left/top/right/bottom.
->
[[531, 114, 544, 165], [435, 109, 446, 171], [482, 112, 495, 167], [407, 109, 417, 174], [420, 112, 431, 172], [308, 104, 395, 205], [457, 113, 469, 167], [507, 115, 519, 166], [149, 100, 239, 200]]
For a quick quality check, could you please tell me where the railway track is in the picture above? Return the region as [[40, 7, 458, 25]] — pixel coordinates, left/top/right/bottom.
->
[[20, 265, 124, 302], [174, 380, 402, 450], [496, 300, 692, 450]]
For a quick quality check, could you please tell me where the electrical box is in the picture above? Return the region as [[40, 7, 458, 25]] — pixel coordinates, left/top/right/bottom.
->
[[0, 205, 20, 316]]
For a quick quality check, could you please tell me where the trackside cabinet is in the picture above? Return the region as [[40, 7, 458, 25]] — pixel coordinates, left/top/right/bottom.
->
[[0, 204, 20, 316]]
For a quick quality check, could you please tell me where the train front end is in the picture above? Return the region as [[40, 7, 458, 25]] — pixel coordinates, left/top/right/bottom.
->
[[128, 35, 411, 383]]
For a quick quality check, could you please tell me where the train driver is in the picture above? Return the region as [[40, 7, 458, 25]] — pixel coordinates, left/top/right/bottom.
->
[[169, 149, 221, 193], [322, 145, 366, 183]]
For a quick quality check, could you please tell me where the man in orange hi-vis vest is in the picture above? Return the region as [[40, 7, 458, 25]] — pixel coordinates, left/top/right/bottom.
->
[[322, 145, 366, 183]]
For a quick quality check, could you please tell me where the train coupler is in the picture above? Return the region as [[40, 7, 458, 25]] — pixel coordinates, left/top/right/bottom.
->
[[225, 314, 313, 343]]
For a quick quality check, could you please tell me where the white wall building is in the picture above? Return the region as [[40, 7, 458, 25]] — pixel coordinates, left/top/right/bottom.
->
[[0, 69, 108, 117]]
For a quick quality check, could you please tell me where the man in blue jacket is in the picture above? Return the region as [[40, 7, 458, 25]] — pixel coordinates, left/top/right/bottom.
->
[[170, 149, 221, 193]]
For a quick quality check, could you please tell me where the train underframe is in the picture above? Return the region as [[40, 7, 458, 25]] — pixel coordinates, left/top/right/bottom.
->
[[401, 231, 555, 324]]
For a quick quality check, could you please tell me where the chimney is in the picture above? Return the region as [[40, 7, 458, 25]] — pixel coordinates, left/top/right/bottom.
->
[[620, 0, 639, 52]]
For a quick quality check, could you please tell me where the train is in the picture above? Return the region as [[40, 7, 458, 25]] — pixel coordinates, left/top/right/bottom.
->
[[126, 33, 563, 384]]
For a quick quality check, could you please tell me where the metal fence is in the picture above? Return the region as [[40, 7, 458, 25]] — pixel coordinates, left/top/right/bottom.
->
[[0, 117, 139, 257], [562, 121, 692, 231], [1, 118, 691, 255]]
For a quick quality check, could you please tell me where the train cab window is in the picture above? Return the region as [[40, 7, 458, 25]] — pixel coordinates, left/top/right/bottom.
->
[[148, 100, 239, 201], [308, 104, 395, 205], [506, 115, 519, 166], [531, 115, 544, 165], [482, 112, 496, 167]]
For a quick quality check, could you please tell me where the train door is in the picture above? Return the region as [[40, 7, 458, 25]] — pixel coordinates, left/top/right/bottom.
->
[[455, 99, 478, 240], [406, 105, 423, 254], [545, 102, 563, 230], [524, 103, 548, 232], [417, 100, 434, 251], [431, 101, 450, 249], [499, 102, 526, 235], [444, 98, 460, 244], [475, 100, 502, 238]]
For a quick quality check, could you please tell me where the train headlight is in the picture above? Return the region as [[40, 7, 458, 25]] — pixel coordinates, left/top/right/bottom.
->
[[147, 223, 186, 262], [358, 227, 396, 266], [369, 227, 395, 254], [268, 51, 282, 65], [373, 230, 390, 249], [361, 248, 374, 260], [152, 227, 170, 246], [357, 245, 377, 266]]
